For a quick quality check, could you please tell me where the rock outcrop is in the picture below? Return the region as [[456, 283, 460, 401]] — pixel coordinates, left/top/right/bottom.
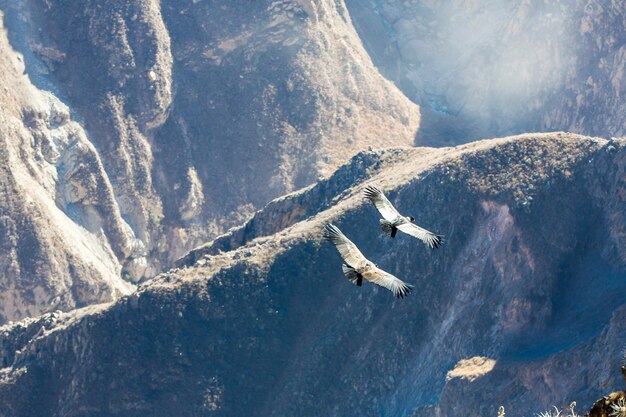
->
[[0, 133, 624, 417]]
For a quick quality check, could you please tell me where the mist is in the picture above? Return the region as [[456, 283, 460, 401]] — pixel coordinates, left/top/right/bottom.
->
[[345, 0, 625, 144]]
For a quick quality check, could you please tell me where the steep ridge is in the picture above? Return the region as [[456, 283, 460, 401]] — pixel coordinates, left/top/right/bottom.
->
[[0, 11, 135, 324], [176, 147, 429, 266], [0, 133, 624, 417], [345, 0, 626, 144]]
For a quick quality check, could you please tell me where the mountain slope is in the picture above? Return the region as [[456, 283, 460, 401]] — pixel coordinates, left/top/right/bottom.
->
[[0, 0, 419, 270], [0, 11, 135, 324], [0, 0, 419, 322], [0, 133, 624, 417]]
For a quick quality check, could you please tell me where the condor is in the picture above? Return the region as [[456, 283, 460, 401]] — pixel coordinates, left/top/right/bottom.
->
[[324, 224, 413, 299], [363, 184, 443, 249]]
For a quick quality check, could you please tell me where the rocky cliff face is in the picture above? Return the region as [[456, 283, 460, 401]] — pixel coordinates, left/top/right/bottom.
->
[[345, 0, 626, 144], [0, 0, 419, 322], [0, 12, 135, 324], [0, 133, 624, 417]]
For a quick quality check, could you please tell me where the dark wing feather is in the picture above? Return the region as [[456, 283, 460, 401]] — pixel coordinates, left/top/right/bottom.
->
[[342, 264, 362, 286]]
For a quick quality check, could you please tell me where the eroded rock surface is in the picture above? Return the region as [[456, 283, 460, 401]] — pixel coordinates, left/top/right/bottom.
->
[[0, 12, 134, 324]]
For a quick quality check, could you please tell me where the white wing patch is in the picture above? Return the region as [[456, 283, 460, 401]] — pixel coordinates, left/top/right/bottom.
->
[[363, 268, 413, 299], [363, 185, 401, 222], [396, 223, 443, 248], [324, 224, 367, 268]]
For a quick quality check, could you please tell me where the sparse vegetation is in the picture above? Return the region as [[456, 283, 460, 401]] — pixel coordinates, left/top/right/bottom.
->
[[497, 395, 626, 417], [610, 399, 626, 417], [536, 406, 562, 417]]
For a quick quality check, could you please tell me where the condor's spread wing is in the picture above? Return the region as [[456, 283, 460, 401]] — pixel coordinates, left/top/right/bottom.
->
[[396, 222, 443, 248], [323, 224, 367, 268], [363, 185, 401, 222], [362, 267, 413, 298]]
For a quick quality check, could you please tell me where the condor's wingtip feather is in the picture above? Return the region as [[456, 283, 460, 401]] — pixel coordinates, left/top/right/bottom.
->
[[430, 234, 444, 249], [323, 223, 341, 240], [363, 184, 381, 199], [395, 283, 413, 299]]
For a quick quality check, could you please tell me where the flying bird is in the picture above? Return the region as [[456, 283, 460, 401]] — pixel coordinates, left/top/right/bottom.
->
[[363, 184, 443, 248], [323, 223, 413, 298]]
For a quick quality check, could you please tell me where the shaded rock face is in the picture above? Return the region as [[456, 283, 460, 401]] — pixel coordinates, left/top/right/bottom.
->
[[0, 0, 419, 321], [344, 0, 626, 144], [0, 134, 624, 417]]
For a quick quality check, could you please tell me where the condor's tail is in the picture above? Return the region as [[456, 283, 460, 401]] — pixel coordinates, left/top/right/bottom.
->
[[380, 219, 397, 238], [342, 264, 363, 286]]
